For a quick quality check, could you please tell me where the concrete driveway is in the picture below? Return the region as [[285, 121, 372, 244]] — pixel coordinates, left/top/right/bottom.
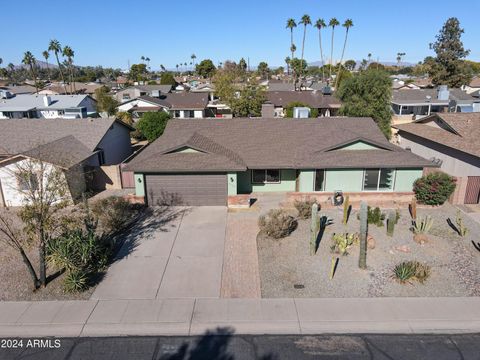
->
[[91, 206, 227, 300]]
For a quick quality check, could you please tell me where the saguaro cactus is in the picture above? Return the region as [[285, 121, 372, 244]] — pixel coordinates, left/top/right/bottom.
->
[[342, 195, 350, 225], [359, 201, 368, 269], [387, 210, 396, 237], [310, 203, 319, 255]]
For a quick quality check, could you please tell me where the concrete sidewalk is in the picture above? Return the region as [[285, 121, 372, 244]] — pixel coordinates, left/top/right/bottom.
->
[[0, 297, 479, 337]]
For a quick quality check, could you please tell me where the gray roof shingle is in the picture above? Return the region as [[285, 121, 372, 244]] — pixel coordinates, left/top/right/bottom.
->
[[0, 118, 130, 168]]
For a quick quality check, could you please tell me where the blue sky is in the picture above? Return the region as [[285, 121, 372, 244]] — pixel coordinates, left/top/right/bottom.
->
[[1, 0, 479, 70]]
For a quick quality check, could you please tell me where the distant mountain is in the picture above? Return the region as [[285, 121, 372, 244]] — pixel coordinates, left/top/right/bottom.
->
[[308, 60, 416, 68], [14, 60, 58, 70]]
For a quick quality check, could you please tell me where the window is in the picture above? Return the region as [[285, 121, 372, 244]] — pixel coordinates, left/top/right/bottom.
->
[[16, 173, 39, 191], [97, 148, 105, 165], [185, 110, 194, 118], [251, 169, 281, 184], [315, 170, 325, 191], [174, 110, 181, 118], [363, 169, 394, 191], [122, 94, 131, 100]]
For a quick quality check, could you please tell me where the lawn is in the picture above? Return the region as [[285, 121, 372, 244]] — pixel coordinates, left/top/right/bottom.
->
[[257, 202, 480, 298]]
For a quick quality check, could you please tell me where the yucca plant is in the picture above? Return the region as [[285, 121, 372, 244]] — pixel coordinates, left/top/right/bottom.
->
[[412, 215, 433, 234]]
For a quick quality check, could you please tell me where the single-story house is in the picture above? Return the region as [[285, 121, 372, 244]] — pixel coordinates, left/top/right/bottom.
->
[[37, 82, 104, 96], [0, 84, 37, 96], [395, 113, 480, 204], [115, 85, 172, 102], [126, 117, 435, 206], [0, 94, 97, 119], [391, 86, 480, 119], [0, 118, 133, 206], [117, 93, 210, 119], [266, 91, 341, 117]]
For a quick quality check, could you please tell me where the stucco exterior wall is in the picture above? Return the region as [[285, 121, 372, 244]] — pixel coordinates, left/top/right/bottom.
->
[[0, 159, 73, 207], [399, 132, 480, 177], [227, 172, 237, 195], [95, 122, 132, 165]]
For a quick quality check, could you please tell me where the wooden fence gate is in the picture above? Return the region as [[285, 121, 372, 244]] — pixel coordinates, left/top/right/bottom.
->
[[120, 163, 135, 189], [464, 176, 480, 204]]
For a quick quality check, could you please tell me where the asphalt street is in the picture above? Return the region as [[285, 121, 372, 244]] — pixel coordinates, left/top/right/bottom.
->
[[0, 331, 479, 360]]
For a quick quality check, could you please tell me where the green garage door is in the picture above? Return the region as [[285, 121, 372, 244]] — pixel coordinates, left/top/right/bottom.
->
[[145, 173, 227, 206]]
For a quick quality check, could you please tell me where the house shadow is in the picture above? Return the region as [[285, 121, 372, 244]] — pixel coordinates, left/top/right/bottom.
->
[[159, 327, 277, 360]]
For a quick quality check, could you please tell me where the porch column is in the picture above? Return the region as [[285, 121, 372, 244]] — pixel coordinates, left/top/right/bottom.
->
[[428, 104, 431, 115], [399, 105, 403, 115]]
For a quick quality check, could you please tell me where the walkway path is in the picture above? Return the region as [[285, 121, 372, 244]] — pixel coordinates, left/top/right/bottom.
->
[[221, 211, 261, 298], [0, 297, 479, 337], [91, 206, 227, 300]]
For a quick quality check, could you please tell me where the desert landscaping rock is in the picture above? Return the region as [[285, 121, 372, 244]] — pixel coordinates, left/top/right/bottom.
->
[[257, 203, 480, 298]]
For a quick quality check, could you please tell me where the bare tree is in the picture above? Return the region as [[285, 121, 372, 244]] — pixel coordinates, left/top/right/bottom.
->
[[0, 210, 40, 289], [3, 158, 70, 288]]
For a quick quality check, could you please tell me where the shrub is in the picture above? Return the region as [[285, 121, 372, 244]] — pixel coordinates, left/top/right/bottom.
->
[[258, 209, 297, 239], [357, 206, 385, 227], [413, 173, 456, 205], [294, 198, 318, 219], [63, 270, 88, 293], [393, 260, 431, 284], [136, 111, 171, 142], [91, 196, 138, 235]]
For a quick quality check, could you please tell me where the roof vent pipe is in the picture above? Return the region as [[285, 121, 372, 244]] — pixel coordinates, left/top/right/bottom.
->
[[43, 95, 51, 107]]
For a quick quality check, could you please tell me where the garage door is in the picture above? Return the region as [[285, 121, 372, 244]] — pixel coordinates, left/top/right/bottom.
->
[[145, 173, 227, 206]]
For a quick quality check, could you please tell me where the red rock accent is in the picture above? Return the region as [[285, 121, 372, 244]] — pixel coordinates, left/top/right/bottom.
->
[[228, 195, 251, 208]]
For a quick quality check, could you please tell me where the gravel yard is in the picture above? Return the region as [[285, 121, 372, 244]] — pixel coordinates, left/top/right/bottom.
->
[[258, 202, 480, 298]]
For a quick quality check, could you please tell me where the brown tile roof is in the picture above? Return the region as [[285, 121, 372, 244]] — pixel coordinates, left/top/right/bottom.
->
[[266, 91, 341, 108], [394, 113, 480, 158], [126, 117, 433, 172]]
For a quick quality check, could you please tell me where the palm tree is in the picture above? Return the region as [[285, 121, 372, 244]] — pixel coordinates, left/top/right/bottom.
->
[[141, 56, 145, 64], [160, 64, 165, 72], [335, 19, 354, 89], [315, 19, 327, 83], [328, 18, 340, 81], [299, 14, 311, 89], [62, 46, 75, 93], [48, 39, 67, 94], [42, 50, 51, 82], [22, 51, 38, 92], [396, 52, 405, 67], [368, 53, 372, 64], [191, 53, 196, 68], [285, 56, 291, 75], [176, 64, 179, 73], [145, 57, 150, 69], [286, 19, 297, 59]]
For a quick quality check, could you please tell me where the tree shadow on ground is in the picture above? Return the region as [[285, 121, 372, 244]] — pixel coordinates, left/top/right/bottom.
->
[[159, 327, 277, 360], [113, 205, 191, 261]]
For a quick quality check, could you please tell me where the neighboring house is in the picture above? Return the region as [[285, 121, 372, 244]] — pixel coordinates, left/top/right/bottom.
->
[[37, 82, 103, 96], [0, 118, 133, 206], [0, 94, 97, 119], [266, 91, 341, 117], [461, 77, 480, 94], [126, 117, 434, 206], [115, 85, 172, 102], [117, 93, 210, 119], [394, 113, 480, 205], [391, 86, 480, 120], [0, 84, 37, 95]]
